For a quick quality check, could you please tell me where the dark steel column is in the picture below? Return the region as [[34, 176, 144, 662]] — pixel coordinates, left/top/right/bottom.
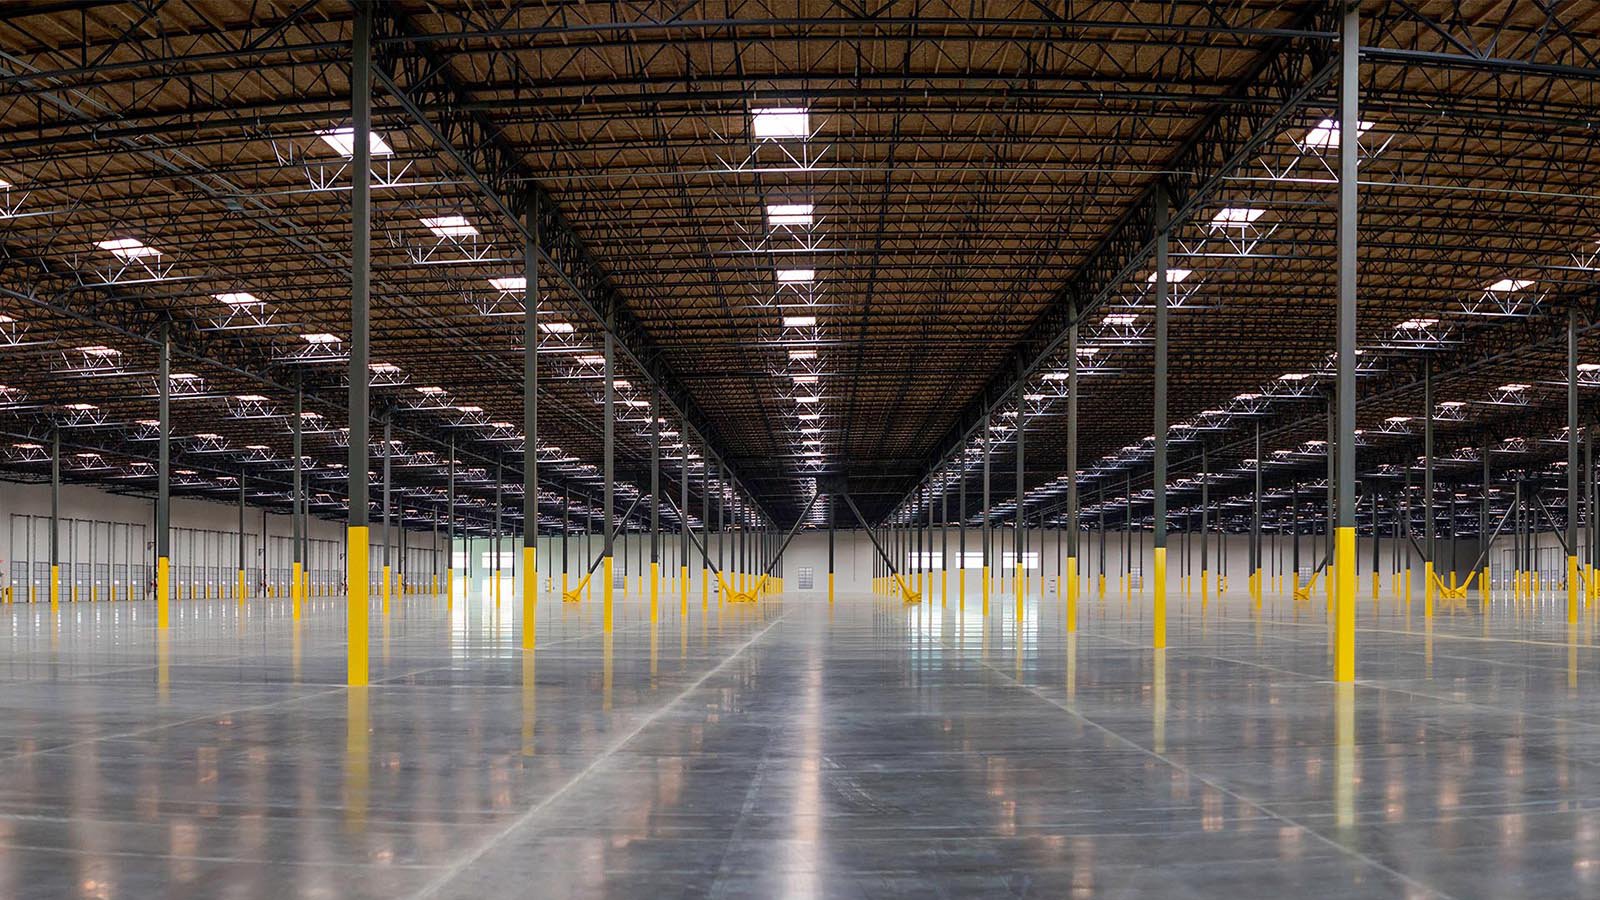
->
[[156, 327, 170, 625], [346, 1, 373, 686], [1066, 318, 1079, 623], [1569, 305, 1581, 621], [601, 330, 615, 630], [1151, 188, 1169, 648], [523, 189, 540, 646]]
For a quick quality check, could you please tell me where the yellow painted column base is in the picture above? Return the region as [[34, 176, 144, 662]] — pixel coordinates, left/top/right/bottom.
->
[[1569, 555, 1580, 623], [1334, 527, 1356, 682], [1423, 561, 1435, 617], [602, 556, 615, 632], [50, 564, 60, 615], [523, 548, 537, 649], [1152, 548, 1167, 649], [156, 558, 169, 628], [382, 565, 391, 616], [347, 528, 370, 686], [1065, 558, 1078, 632]]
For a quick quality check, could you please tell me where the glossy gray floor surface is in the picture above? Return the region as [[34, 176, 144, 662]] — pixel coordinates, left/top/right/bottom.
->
[[0, 582, 1596, 898]]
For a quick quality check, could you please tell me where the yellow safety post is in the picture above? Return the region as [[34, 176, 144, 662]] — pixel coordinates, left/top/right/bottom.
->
[[156, 557, 170, 627], [347, 527, 369, 686], [702, 568, 709, 608], [1015, 559, 1024, 619], [649, 561, 660, 621], [522, 546, 536, 650], [292, 560, 303, 619], [1403, 567, 1411, 602], [681, 564, 690, 615], [981, 565, 990, 615], [1372, 570, 1379, 600], [602, 556, 614, 631], [49, 564, 60, 615], [1423, 560, 1435, 617], [238, 569, 246, 605], [828, 571, 835, 604], [1482, 567, 1491, 604], [1335, 527, 1355, 682], [1152, 548, 1167, 649], [1066, 557, 1078, 632], [381, 564, 391, 616], [1569, 555, 1580, 624]]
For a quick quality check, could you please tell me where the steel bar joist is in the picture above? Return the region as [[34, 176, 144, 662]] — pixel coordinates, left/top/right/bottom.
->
[[904, 2, 1342, 505], [364, 6, 757, 514]]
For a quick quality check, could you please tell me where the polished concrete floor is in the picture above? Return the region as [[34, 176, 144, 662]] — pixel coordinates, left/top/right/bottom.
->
[[0, 579, 1597, 897]]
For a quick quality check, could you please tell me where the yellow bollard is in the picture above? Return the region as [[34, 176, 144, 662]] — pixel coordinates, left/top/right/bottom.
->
[[649, 561, 660, 621], [238, 569, 246, 605], [1335, 527, 1355, 682], [50, 564, 60, 615], [981, 565, 990, 614], [681, 565, 690, 614], [522, 546, 536, 650], [602, 556, 614, 631], [1152, 548, 1167, 649], [1066, 557, 1078, 632], [1423, 560, 1435, 617], [1569, 555, 1580, 623], [347, 527, 369, 686], [382, 564, 391, 616]]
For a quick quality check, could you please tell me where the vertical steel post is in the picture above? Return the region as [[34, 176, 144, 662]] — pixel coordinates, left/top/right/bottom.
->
[[649, 389, 660, 618], [1333, 0, 1359, 680], [292, 385, 303, 614], [523, 189, 540, 647], [602, 331, 615, 629], [382, 416, 392, 614], [155, 328, 170, 624], [238, 470, 247, 603], [1423, 358, 1435, 615], [1066, 318, 1079, 626], [1152, 187, 1169, 648], [1570, 306, 1582, 620], [50, 428, 61, 613], [346, 2, 372, 686]]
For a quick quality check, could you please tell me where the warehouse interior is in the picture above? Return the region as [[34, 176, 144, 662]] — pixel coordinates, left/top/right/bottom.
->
[[1, 1, 1598, 897]]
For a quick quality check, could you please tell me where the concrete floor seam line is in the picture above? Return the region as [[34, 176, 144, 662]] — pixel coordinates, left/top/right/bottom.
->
[[958, 642, 1456, 900], [409, 613, 789, 900], [0, 617, 638, 768]]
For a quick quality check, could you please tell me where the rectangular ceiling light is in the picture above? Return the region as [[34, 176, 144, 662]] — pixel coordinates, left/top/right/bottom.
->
[[489, 276, 526, 292], [96, 237, 159, 260], [752, 107, 810, 139], [767, 203, 814, 227], [421, 215, 478, 238], [782, 315, 817, 328], [1485, 278, 1534, 292], [1396, 317, 1438, 329], [792, 374, 819, 384], [788, 349, 817, 360], [1302, 117, 1374, 150], [215, 292, 262, 306], [776, 268, 816, 284], [302, 332, 340, 344], [1209, 207, 1264, 227], [316, 127, 393, 158], [539, 321, 575, 334], [793, 395, 821, 404], [1101, 312, 1137, 326]]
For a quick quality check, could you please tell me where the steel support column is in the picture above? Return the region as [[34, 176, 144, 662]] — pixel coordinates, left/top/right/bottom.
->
[[345, 2, 373, 686], [522, 189, 540, 649], [1333, 0, 1359, 681], [1151, 189, 1169, 649]]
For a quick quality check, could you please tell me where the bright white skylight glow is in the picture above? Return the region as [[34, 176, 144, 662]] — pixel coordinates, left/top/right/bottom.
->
[[539, 321, 575, 334], [1301, 117, 1374, 150], [421, 215, 477, 238], [302, 333, 340, 344], [783, 315, 817, 328], [777, 269, 816, 284], [96, 237, 158, 260], [1209, 207, 1265, 227], [1486, 278, 1534, 292], [788, 349, 817, 360], [767, 203, 814, 227], [316, 127, 393, 158], [752, 108, 811, 139], [1146, 268, 1192, 284], [489, 276, 526, 292]]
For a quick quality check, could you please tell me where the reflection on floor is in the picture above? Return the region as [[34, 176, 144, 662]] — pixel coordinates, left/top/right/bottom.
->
[[0, 580, 1596, 898]]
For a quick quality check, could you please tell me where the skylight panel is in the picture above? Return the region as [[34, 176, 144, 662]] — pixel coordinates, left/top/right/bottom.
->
[[1497, 382, 1531, 392], [792, 374, 819, 384], [576, 354, 605, 365], [1301, 117, 1373, 150], [415, 386, 446, 395], [489, 276, 526, 292], [1101, 312, 1137, 326], [215, 292, 261, 306], [752, 108, 810, 139], [316, 127, 393, 158], [788, 349, 817, 361], [1486, 278, 1534, 292], [777, 269, 816, 284], [1209, 208, 1265, 227], [539, 321, 575, 334], [1396, 317, 1438, 330], [302, 333, 340, 344], [97, 238, 158, 260], [767, 203, 814, 227], [782, 315, 817, 327], [421, 215, 477, 238], [1146, 268, 1192, 284]]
